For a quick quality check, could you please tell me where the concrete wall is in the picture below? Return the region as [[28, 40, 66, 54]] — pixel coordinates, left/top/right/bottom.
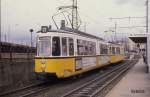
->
[[0, 59, 35, 88]]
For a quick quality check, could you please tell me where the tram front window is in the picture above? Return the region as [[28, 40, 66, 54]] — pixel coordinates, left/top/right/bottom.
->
[[52, 37, 61, 56], [38, 37, 51, 57]]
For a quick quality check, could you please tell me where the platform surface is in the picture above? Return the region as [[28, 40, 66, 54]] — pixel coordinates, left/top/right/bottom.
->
[[105, 58, 150, 97]]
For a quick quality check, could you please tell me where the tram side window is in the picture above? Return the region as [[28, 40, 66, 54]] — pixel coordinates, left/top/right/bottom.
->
[[112, 47, 116, 54], [52, 37, 61, 56], [77, 39, 83, 55], [100, 44, 108, 54], [116, 47, 120, 54], [121, 48, 124, 54], [69, 38, 74, 56], [62, 37, 67, 56], [105, 45, 108, 54], [109, 47, 112, 54], [100, 44, 103, 54], [90, 42, 96, 55], [122, 48, 125, 54], [85, 41, 90, 55], [82, 40, 86, 55], [77, 39, 96, 55], [108, 46, 111, 54], [99, 44, 101, 54]]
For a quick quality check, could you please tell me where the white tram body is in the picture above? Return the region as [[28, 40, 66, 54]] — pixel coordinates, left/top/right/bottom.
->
[[34, 28, 125, 78]]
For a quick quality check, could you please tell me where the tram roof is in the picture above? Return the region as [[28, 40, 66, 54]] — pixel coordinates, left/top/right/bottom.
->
[[62, 27, 104, 40], [38, 27, 104, 41]]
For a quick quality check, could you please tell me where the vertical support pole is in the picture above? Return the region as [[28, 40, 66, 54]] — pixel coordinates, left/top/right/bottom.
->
[[72, 0, 74, 29], [146, 0, 150, 75], [30, 29, 34, 47], [31, 31, 33, 47], [72, 0, 78, 30], [0, 0, 1, 42], [29, 29, 33, 60], [114, 22, 117, 42], [146, 0, 148, 63], [0, 0, 1, 59], [75, 0, 78, 29]]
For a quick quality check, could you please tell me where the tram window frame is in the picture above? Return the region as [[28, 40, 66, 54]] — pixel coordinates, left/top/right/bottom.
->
[[107, 46, 110, 54], [68, 38, 74, 56], [116, 47, 120, 54], [90, 42, 96, 55], [100, 44, 108, 54], [77, 39, 84, 55], [61, 37, 68, 56], [38, 36, 51, 57], [52, 36, 61, 56], [77, 39, 96, 56], [109, 47, 112, 54], [112, 47, 116, 54], [105, 45, 108, 54], [99, 43, 101, 55], [100, 44, 103, 54], [120, 47, 124, 54], [84, 41, 89, 55]]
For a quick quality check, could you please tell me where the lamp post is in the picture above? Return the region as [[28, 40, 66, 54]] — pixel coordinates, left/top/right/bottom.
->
[[146, 0, 149, 74], [30, 29, 34, 47], [114, 22, 117, 42]]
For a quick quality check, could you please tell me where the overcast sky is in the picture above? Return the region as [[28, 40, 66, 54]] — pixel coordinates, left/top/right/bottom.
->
[[1, 0, 147, 45]]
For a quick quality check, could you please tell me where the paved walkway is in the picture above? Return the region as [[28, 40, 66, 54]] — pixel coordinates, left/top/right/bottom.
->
[[105, 58, 150, 97]]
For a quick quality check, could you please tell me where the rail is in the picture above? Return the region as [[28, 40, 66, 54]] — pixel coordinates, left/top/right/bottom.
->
[[62, 60, 137, 97]]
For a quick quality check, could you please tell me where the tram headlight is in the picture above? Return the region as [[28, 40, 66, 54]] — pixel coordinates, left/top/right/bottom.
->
[[40, 59, 46, 72]]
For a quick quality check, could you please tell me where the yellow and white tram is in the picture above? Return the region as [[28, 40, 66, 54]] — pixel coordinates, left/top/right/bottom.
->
[[34, 27, 125, 79]]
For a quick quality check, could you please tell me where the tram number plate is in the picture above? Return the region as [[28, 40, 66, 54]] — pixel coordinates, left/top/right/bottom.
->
[[75, 58, 82, 71]]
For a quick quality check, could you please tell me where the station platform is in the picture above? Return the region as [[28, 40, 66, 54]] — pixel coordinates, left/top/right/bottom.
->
[[105, 58, 150, 97]]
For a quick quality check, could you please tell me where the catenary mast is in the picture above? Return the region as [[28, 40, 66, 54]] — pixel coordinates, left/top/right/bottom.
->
[[57, 0, 80, 30], [72, 0, 78, 29]]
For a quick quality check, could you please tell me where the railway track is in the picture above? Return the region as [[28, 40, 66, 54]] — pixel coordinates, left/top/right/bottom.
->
[[0, 81, 47, 97], [62, 60, 137, 97], [0, 59, 138, 97]]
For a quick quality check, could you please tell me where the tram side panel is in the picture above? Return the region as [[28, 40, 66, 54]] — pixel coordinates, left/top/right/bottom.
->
[[109, 46, 125, 64], [34, 55, 124, 79], [35, 56, 98, 78], [35, 58, 75, 78], [98, 55, 110, 66]]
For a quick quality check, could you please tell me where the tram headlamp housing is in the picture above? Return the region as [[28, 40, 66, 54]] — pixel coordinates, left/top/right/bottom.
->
[[40, 59, 46, 72]]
